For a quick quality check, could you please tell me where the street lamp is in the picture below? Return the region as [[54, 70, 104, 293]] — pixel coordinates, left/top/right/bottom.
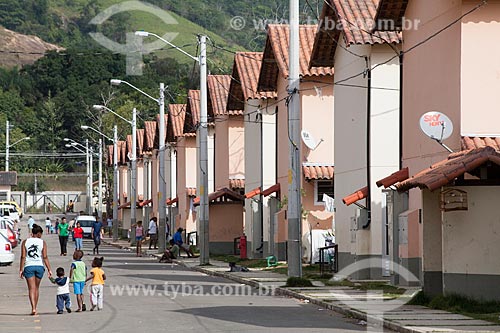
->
[[65, 138, 93, 214], [93, 105, 136, 243], [5, 120, 30, 171], [110, 78, 167, 253], [135, 31, 210, 265], [81, 124, 118, 239]]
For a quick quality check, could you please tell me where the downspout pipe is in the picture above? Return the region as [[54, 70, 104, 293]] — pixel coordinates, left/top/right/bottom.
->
[[399, 51, 404, 170], [363, 57, 372, 229]]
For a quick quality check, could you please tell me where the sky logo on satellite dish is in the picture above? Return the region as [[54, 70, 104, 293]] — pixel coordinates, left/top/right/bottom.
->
[[89, 1, 179, 76], [419, 111, 453, 142], [301, 130, 323, 150]]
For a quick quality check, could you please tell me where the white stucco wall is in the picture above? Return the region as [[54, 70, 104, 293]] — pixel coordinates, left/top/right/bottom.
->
[[334, 39, 400, 259], [442, 186, 500, 275], [461, 2, 500, 136]]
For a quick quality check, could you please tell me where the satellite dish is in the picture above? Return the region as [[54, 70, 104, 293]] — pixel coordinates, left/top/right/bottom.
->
[[301, 130, 322, 150], [127, 152, 135, 161], [419, 111, 453, 141]]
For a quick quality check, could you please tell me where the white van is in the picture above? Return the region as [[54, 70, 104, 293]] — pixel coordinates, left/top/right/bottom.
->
[[75, 215, 96, 238]]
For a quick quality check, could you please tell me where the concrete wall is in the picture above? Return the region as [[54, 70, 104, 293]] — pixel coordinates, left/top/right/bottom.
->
[[228, 116, 245, 180], [214, 115, 229, 189], [175, 136, 197, 233], [209, 203, 244, 255]]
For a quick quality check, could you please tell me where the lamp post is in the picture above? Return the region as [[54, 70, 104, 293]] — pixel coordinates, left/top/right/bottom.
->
[[80, 125, 116, 221], [64, 138, 92, 214], [93, 105, 136, 243], [136, 31, 209, 265], [5, 120, 30, 171], [110, 79, 167, 253]]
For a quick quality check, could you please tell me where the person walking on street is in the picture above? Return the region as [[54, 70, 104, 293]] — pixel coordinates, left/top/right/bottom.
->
[[85, 257, 106, 311], [69, 250, 86, 312], [148, 217, 158, 250], [91, 218, 103, 255], [73, 222, 83, 250], [27, 216, 35, 233], [49, 267, 71, 314], [58, 217, 69, 256], [55, 218, 60, 235], [45, 217, 51, 234], [19, 224, 53, 315]]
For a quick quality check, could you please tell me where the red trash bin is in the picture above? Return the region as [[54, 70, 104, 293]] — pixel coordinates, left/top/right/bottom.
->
[[239, 234, 247, 259]]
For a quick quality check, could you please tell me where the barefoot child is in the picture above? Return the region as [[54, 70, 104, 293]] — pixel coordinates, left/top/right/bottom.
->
[[49, 267, 72, 314], [86, 257, 106, 311], [134, 221, 144, 257], [69, 250, 86, 312]]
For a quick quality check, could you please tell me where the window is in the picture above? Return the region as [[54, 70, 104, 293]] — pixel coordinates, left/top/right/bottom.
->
[[315, 180, 334, 205]]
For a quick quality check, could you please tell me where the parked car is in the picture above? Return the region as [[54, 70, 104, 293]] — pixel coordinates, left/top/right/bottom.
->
[[0, 205, 20, 223], [75, 215, 96, 238], [0, 201, 23, 218], [0, 232, 15, 266], [0, 216, 20, 242], [0, 220, 18, 248]]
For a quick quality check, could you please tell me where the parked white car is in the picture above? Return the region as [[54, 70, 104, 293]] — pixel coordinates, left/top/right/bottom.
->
[[0, 232, 15, 266], [0, 219, 18, 248], [0, 205, 20, 223]]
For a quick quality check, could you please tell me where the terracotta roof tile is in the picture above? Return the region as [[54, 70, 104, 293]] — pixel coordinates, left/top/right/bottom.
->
[[258, 25, 334, 92], [166, 197, 178, 205], [144, 121, 156, 151], [245, 187, 261, 199], [342, 186, 368, 206], [262, 183, 281, 197], [396, 146, 500, 192], [193, 187, 245, 206], [168, 104, 187, 138], [118, 141, 127, 164], [462, 136, 500, 151], [310, 0, 402, 68], [207, 75, 243, 117], [107, 145, 113, 167], [376, 167, 408, 188], [187, 90, 200, 125], [229, 178, 245, 190], [227, 52, 277, 110], [373, 0, 409, 31], [303, 164, 334, 180], [136, 129, 144, 156]]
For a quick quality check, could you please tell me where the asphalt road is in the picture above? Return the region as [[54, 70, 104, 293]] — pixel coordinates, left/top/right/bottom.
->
[[0, 217, 388, 332]]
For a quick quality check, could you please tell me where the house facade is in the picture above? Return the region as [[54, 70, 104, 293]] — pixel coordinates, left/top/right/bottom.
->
[[310, 0, 403, 280], [257, 24, 335, 261]]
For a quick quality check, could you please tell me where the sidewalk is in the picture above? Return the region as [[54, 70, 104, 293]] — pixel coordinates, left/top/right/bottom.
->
[[104, 238, 500, 333]]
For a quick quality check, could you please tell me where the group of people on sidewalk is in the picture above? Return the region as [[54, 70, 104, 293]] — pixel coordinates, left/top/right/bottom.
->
[[19, 223, 106, 315], [54, 217, 104, 256]]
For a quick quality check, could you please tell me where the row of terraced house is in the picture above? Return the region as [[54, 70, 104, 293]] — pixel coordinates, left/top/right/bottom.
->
[[109, 0, 500, 301]]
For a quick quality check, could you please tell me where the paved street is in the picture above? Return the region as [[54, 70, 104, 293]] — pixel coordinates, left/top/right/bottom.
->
[[0, 219, 389, 332]]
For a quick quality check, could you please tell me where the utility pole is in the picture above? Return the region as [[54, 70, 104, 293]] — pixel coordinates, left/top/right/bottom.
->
[[5, 120, 9, 172], [158, 83, 167, 253], [86, 139, 91, 214], [89, 147, 94, 215], [130, 108, 137, 242], [98, 138, 103, 220], [113, 125, 119, 241], [287, 0, 302, 277], [199, 35, 210, 265]]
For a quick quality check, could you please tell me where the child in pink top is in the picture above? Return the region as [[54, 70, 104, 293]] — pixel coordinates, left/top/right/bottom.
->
[[134, 221, 144, 257]]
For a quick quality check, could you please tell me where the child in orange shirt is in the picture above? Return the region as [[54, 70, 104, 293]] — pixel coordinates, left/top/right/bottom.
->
[[85, 257, 106, 311]]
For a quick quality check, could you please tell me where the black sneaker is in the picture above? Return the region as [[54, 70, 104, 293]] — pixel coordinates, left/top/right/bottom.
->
[[66, 307, 71, 313], [82, 304, 86, 311], [57, 310, 63, 314]]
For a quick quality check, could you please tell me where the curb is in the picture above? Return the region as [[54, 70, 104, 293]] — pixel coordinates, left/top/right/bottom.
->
[[103, 240, 417, 333]]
